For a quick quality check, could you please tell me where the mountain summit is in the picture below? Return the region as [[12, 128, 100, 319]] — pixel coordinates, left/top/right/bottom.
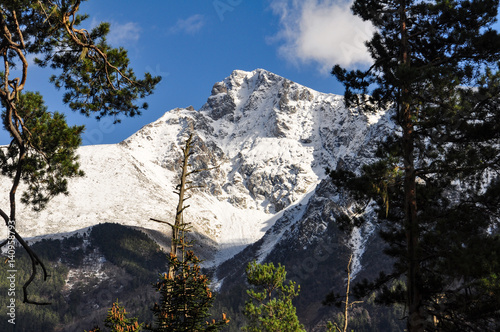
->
[[1, 69, 391, 266]]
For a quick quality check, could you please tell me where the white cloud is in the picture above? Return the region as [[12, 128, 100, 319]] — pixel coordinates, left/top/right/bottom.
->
[[270, 0, 375, 73], [107, 21, 141, 45], [169, 14, 206, 35], [89, 18, 141, 46]]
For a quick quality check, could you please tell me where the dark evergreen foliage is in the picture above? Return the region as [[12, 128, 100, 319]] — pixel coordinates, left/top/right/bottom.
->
[[0, 91, 84, 211], [90, 223, 167, 285], [330, 0, 500, 331], [147, 250, 229, 332], [0, 224, 169, 332]]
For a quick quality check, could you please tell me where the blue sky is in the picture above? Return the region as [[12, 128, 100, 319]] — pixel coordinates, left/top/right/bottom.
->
[[3, 0, 492, 145], [1, 0, 375, 146]]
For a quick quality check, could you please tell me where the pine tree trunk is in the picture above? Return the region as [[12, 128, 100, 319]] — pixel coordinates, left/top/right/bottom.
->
[[403, 101, 423, 331], [400, 1, 423, 331]]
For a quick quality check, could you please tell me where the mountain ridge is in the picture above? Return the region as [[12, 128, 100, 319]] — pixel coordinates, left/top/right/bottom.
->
[[1, 67, 391, 271]]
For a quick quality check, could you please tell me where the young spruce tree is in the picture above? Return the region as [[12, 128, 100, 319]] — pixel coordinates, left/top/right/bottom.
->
[[243, 261, 305, 332], [331, 1, 500, 331], [86, 301, 143, 332]]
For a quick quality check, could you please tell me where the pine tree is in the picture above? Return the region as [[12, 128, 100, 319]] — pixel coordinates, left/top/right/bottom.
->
[[242, 261, 305, 332], [104, 301, 142, 332], [147, 134, 228, 332], [0, 0, 160, 303], [148, 249, 229, 332], [331, 1, 500, 331], [85, 301, 143, 332]]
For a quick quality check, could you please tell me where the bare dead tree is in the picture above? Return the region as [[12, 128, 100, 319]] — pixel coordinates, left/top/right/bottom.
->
[[151, 133, 219, 277], [325, 253, 363, 332]]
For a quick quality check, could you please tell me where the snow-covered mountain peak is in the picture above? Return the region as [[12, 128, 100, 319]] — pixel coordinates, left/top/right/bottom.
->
[[1, 68, 392, 268]]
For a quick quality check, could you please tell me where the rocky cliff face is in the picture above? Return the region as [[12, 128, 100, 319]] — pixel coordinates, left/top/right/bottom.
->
[[1, 69, 399, 330]]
